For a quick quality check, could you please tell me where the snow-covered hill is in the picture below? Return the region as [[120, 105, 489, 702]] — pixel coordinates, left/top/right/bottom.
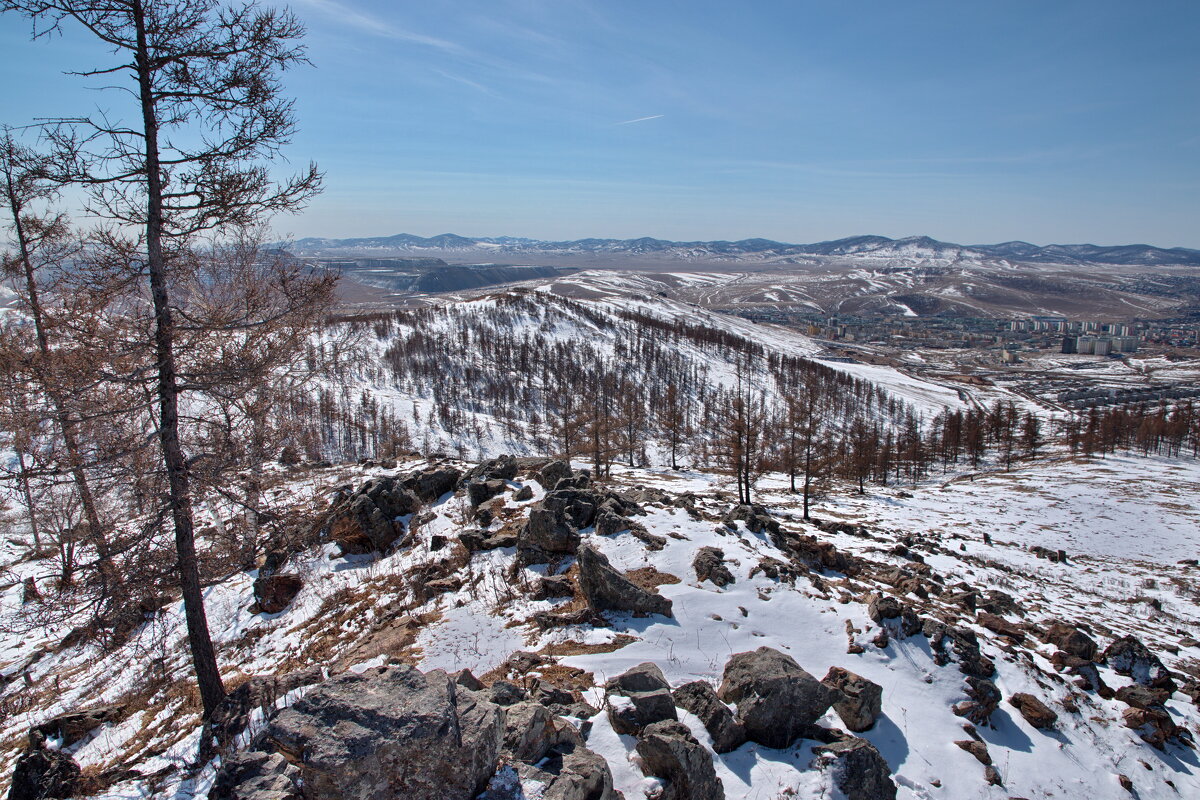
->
[[326, 288, 981, 463], [286, 232, 1200, 268], [2, 452, 1198, 799]]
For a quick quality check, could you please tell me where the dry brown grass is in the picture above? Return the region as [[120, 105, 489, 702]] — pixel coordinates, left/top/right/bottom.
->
[[625, 566, 680, 591], [539, 634, 637, 657], [536, 663, 595, 692]]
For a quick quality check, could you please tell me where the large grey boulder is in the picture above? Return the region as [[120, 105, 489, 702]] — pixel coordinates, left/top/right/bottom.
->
[[821, 667, 882, 732], [253, 665, 503, 800], [811, 737, 897, 800], [717, 647, 838, 748], [538, 460, 574, 491], [605, 663, 677, 735], [209, 752, 301, 800], [519, 508, 581, 559], [400, 467, 462, 502], [577, 545, 673, 617], [500, 701, 582, 763], [635, 720, 724, 800], [672, 681, 746, 753]]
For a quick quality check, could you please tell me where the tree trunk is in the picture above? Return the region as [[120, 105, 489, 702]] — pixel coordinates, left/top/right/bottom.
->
[[133, 2, 224, 717], [3, 165, 109, 569], [14, 448, 41, 551]]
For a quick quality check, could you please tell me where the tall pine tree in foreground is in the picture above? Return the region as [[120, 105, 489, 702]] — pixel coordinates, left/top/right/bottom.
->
[[3, 0, 321, 717]]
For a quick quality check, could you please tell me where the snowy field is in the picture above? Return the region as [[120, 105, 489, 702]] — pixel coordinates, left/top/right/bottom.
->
[[814, 454, 1200, 564]]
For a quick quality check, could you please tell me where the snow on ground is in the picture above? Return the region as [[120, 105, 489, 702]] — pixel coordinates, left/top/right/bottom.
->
[[815, 453, 1200, 564], [3, 452, 1199, 800]]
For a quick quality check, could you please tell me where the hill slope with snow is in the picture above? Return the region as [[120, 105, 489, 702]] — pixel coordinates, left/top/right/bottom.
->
[[2, 453, 1199, 799]]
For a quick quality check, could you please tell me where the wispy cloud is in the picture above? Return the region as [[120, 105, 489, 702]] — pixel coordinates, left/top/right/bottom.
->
[[294, 0, 467, 54], [431, 68, 497, 97], [615, 114, 664, 126]]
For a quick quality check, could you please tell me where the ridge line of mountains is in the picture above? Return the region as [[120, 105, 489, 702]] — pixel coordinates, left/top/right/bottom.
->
[[285, 232, 1200, 267]]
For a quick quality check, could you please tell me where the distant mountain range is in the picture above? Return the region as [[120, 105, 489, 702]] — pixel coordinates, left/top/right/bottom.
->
[[285, 233, 1200, 267]]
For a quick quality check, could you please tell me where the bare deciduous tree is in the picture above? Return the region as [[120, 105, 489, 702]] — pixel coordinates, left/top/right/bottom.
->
[[4, 0, 321, 716]]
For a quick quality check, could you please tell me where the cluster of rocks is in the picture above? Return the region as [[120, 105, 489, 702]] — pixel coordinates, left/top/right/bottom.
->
[[516, 460, 655, 564], [209, 663, 619, 800], [601, 648, 894, 800], [197, 647, 895, 800]]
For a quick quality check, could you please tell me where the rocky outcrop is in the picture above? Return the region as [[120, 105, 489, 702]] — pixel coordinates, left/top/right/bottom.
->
[[467, 479, 508, 507], [225, 665, 503, 800], [1043, 621, 1099, 661], [811, 737, 897, 800], [577, 545, 673, 617], [922, 619, 995, 679], [693, 547, 735, 587], [1104, 636, 1175, 691], [7, 734, 81, 800], [723, 504, 779, 534], [252, 573, 303, 614], [672, 681, 746, 753], [1008, 692, 1057, 730], [328, 477, 421, 555], [605, 663, 678, 735], [537, 459, 574, 491], [209, 751, 301, 800], [822, 667, 882, 732], [868, 594, 921, 638], [952, 677, 1001, 725], [400, 466, 462, 502], [718, 647, 838, 749], [33, 704, 125, 748], [635, 720, 725, 800]]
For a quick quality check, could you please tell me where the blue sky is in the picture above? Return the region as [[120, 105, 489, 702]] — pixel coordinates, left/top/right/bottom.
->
[[3, 0, 1199, 246]]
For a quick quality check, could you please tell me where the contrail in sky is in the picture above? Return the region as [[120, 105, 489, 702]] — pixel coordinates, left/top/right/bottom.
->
[[615, 114, 665, 125]]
